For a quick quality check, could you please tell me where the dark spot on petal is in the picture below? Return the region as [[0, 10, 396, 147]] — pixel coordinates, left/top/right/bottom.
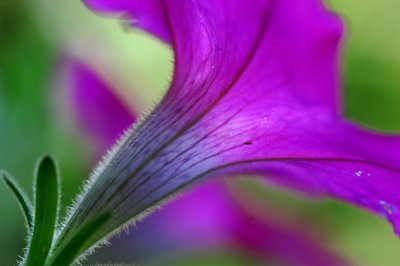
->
[[244, 141, 252, 145]]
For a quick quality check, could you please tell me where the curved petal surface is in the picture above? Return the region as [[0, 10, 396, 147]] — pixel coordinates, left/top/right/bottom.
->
[[125, 183, 349, 266], [61, 56, 348, 265], [84, 0, 171, 43], [85, 0, 342, 110], [56, 0, 400, 254]]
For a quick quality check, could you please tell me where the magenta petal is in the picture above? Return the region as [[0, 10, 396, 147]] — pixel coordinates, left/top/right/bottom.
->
[[82, 0, 400, 230], [130, 182, 349, 266], [84, 0, 171, 43], [62, 59, 135, 152], [56, 0, 400, 253], [167, 184, 347, 266], [60, 58, 348, 265], [85, 0, 342, 111], [201, 102, 400, 233]]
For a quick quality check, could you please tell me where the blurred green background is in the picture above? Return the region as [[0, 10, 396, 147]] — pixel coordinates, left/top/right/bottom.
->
[[1, 0, 400, 265]]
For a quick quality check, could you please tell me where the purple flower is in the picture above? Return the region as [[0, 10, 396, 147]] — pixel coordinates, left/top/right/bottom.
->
[[59, 59, 136, 159], [60, 58, 348, 265], [55, 0, 400, 256]]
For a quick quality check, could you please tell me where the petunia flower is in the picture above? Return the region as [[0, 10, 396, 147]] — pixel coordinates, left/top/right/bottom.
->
[[57, 58, 136, 159], [60, 58, 349, 265], [53, 0, 400, 258]]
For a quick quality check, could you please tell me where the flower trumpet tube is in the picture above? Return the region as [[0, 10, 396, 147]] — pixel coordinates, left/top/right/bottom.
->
[[54, 0, 400, 259], [59, 58, 349, 265]]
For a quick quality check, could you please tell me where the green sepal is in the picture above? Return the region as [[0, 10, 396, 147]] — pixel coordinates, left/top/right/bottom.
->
[[47, 213, 111, 266], [1, 172, 33, 232], [26, 156, 60, 266]]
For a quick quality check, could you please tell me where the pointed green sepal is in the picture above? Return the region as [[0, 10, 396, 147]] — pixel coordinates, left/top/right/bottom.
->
[[1, 172, 33, 231], [48, 213, 111, 266], [26, 156, 60, 266]]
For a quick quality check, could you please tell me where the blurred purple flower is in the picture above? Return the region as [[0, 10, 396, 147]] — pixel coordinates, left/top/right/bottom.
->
[[55, 0, 400, 255], [60, 58, 348, 266], [60, 60, 136, 158]]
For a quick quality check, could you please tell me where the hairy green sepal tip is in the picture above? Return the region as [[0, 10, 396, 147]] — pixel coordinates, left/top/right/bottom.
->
[[25, 156, 60, 266]]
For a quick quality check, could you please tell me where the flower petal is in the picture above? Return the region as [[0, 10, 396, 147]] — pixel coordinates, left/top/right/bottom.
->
[[60, 58, 348, 265], [56, 0, 400, 254], [61, 58, 135, 152], [84, 0, 171, 43], [85, 0, 342, 111], [199, 100, 400, 234], [119, 182, 348, 266]]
